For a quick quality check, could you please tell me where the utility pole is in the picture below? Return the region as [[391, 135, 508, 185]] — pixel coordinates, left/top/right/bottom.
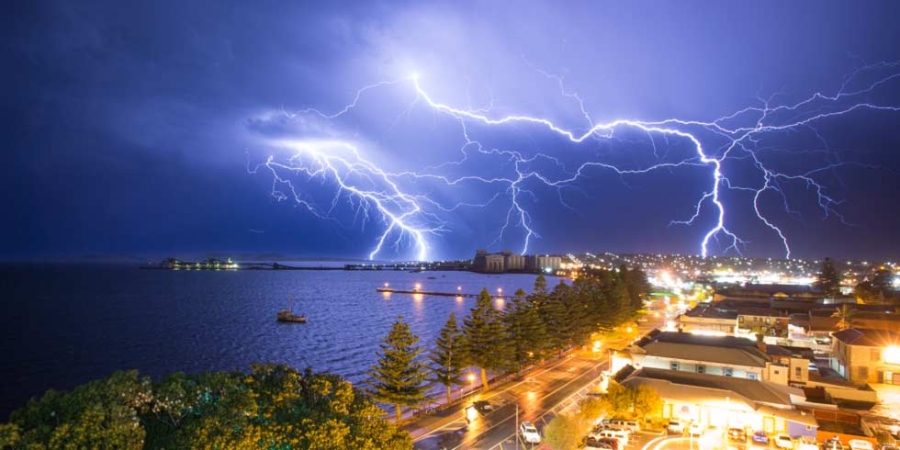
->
[[515, 403, 519, 448]]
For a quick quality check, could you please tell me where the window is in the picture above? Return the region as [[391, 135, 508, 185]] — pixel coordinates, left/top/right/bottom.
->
[[795, 367, 802, 378], [872, 349, 881, 361], [738, 316, 745, 323], [748, 373, 757, 380], [697, 365, 705, 374], [671, 362, 679, 371], [724, 367, 733, 377], [859, 366, 869, 379]]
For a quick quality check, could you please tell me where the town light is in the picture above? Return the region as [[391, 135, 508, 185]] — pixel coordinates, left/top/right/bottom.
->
[[384, 282, 389, 288], [884, 346, 900, 364], [414, 283, 421, 291]]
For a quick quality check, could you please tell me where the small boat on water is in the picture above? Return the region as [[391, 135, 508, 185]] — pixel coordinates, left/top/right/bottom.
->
[[277, 295, 307, 323]]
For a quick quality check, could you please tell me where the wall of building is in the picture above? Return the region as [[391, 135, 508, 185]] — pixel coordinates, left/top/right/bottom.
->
[[637, 355, 764, 380]]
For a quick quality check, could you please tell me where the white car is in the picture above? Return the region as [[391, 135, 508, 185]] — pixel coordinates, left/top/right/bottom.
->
[[848, 440, 875, 450], [520, 421, 541, 444], [774, 434, 793, 449], [795, 436, 819, 450], [591, 428, 629, 447], [667, 420, 685, 434], [688, 422, 704, 436]]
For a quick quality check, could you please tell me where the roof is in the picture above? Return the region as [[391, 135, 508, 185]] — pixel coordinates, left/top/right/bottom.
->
[[743, 284, 813, 294], [623, 367, 800, 407], [831, 328, 900, 347], [756, 405, 818, 427], [639, 333, 771, 367]]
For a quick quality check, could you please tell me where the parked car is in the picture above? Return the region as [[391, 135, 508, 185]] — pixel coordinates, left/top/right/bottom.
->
[[667, 420, 685, 434], [727, 427, 746, 441], [520, 421, 541, 444], [794, 436, 818, 450], [605, 419, 640, 432], [751, 430, 769, 446], [590, 428, 629, 447], [822, 437, 845, 450], [688, 422, 704, 437], [774, 433, 793, 449], [849, 440, 875, 450], [584, 436, 618, 450]]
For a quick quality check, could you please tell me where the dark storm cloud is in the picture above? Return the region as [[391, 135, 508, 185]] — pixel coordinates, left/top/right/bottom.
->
[[3, 1, 900, 260]]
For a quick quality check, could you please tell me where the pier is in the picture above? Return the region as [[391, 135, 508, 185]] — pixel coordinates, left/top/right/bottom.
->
[[375, 287, 506, 299]]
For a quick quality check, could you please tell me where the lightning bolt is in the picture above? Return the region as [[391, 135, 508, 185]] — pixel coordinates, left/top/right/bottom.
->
[[253, 61, 900, 260]]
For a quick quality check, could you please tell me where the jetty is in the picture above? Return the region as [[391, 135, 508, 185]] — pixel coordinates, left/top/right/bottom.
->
[[376, 287, 506, 300]]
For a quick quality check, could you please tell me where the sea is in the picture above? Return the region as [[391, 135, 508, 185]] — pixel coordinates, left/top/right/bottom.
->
[[0, 262, 556, 420]]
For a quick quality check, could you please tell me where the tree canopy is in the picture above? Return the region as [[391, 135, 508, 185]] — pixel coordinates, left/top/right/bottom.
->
[[815, 257, 841, 299], [1, 365, 411, 450]]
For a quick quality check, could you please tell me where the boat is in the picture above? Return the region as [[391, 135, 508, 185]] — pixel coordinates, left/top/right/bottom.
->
[[277, 295, 307, 323]]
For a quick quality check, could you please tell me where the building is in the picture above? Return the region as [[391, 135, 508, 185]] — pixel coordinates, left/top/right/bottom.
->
[[678, 305, 738, 334], [737, 308, 790, 338], [502, 250, 526, 271], [525, 254, 562, 273], [831, 328, 900, 384], [628, 332, 810, 386], [619, 367, 817, 437]]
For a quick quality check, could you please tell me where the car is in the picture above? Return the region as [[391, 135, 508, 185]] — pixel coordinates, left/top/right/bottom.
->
[[822, 437, 845, 450], [751, 430, 769, 445], [520, 421, 541, 444], [584, 436, 618, 450], [774, 433, 793, 449], [849, 440, 875, 450], [472, 400, 494, 415], [590, 428, 629, 447], [689, 422, 704, 437], [727, 427, 746, 441], [604, 419, 640, 432], [795, 436, 818, 450], [667, 420, 685, 434], [878, 445, 900, 450]]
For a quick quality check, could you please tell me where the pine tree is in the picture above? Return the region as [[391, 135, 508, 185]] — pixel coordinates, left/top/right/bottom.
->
[[504, 288, 550, 371], [428, 312, 467, 405], [367, 316, 428, 423], [815, 257, 841, 299], [462, 288, 508, 391]]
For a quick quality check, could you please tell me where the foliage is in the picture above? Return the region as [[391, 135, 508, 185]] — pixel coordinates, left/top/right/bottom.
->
[[462, 288, 511, 390], [367, 316, 428, 424], [815, 257, 841, 299], [2, 365, 411, 450], [428, 312, 467, 404], [578, 397, 609, 424], [631, 384, 663, 419], [543, 412, 589, 450], [504, 288, 550, 370]]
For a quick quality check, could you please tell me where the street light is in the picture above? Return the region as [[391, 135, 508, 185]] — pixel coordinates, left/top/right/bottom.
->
[[414, 282, 421, 292]]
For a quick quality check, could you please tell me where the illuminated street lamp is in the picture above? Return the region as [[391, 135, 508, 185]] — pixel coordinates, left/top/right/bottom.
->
[[414, 282, 421, 292], [497, 287, 503, 296], [384, 282, 389, 288]]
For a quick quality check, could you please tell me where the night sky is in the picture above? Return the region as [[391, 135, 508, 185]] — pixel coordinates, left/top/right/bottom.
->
[[4, 1, 900, 262]]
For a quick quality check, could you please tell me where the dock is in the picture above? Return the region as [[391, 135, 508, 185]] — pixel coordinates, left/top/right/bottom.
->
[[376, 287, 506, 299]]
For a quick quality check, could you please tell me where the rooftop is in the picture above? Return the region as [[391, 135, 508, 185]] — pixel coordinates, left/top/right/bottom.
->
[[832, 328, 900, 347], [623, 367, 800, 407]]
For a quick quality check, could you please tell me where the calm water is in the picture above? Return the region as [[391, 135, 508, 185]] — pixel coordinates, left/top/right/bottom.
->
[[0, 263, 554, 419]]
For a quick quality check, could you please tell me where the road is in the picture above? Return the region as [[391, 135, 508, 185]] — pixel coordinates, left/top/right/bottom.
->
[[412, 298, 676, 450]]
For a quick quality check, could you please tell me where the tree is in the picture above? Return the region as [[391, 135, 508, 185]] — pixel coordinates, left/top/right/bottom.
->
[[367, 316, 428, 424], [503, 288, 549, 371], [631, 385, 663, 420], [543, 412, 589, 450], [3, 365, 412, 449], [462, 288, 510, 391], [815, 257, 841, 299], [578, 397, 609, 424], [428, 312, 467, 404], [833, 302, 856, 330]]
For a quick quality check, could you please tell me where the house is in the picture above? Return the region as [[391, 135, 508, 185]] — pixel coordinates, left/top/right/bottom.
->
[[629, 332, 808, 385], [831, 328, 900, 384], [619, 367, 817, 437]]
